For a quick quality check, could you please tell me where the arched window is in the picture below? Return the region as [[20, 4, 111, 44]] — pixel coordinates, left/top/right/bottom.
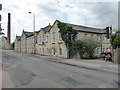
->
[[53, 48, 55, 55], [42, 48, 44, 54], [59, 47, 62, 55], [52, 48, 55, 55]]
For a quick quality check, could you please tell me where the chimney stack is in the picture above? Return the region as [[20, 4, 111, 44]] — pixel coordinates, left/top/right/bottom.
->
[[7, 13, 11, 44]]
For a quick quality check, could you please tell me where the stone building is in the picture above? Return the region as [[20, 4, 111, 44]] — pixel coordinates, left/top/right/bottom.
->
[[14, 36, 21, 51], [36, 20, 111, 58], [18, 30, 33, 53], [0, 36, 10, 49], [14, 30, 39, 54], [26, 33, 34, 54], [14, 20, 111, 58]]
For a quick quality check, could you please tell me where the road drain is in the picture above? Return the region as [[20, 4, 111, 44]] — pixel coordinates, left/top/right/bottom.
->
[[61, 77, 80, 86]]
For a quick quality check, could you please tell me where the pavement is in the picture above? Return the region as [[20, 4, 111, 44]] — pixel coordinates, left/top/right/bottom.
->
[[2, 70, 14, 88], [39, 55, 118, 73], [0, 62, 14, 88]]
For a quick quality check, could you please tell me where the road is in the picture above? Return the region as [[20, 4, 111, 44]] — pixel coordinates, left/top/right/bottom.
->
[[1, 50, 118, 88]]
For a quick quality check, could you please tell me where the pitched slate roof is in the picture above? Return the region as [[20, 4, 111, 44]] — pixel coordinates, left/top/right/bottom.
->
[[1, 36, 7, 40], [24, 31, 34, 37], [16, 36, 21, 40], [56, 20, 106, 34], [67, 23, 106, 34], [42, 24, 52, 32]]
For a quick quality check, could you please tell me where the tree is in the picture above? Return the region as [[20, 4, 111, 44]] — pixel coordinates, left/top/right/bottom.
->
[[110, 30, 120, 49], [84, 39, 98, 58], [57, 21, 98, 59], [70, 40, 85, 58], [57, 21, 78, 58], [71, 39, 98, 59], [57, 21, 78, 45]]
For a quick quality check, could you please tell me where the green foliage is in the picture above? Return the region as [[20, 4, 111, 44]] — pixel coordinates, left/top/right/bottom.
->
[[57, 21, 98, 59], [82, 52, 89, 59], [57, 21, 78, 46], [70, 40, 85, 57], [71, 39, 98, 59], [110, 30, 120, 49], [84, 39, 98, 58]]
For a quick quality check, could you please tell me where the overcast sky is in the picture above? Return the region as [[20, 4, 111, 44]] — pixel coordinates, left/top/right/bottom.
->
[[0, 0, 119, 43]]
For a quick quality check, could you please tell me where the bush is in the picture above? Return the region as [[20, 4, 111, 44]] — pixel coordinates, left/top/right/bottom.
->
[[82, 52, 89, 59], [71, 39, 98, 59], [110, 30, 120, 49]]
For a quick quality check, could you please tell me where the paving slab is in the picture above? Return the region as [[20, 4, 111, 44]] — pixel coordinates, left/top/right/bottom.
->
[[2, 70, 14, 88]]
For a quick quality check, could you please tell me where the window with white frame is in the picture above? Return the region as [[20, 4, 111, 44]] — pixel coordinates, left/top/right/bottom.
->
[[59, 33, 62, 41], [42, 48, 44, 54], [52, 48, 55, 55], [52, 32, 55, 43], [46, 36, 48, 43], [59, 47, 62, 55], [40, 36, 41, 44], [97, 35, 100, 41], [99, 36, 101, 41], [42, 35, 44, 42], [46, 48, 49, 54]]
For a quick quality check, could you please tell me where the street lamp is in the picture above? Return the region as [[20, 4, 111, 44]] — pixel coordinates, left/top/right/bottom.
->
[[28, 12, 35, 53], [83, 15, 87, 26], [28, 12, 35, 32]]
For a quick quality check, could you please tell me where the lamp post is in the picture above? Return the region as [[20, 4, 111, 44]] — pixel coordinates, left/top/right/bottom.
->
[[28, 12, 35, 53], [83, 15, 87, 26]]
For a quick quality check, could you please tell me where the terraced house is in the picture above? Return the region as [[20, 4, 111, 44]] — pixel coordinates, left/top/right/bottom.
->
[[14, 20, 111, 58], [36, 22, 67, 58], [15, 30, 34, 53]]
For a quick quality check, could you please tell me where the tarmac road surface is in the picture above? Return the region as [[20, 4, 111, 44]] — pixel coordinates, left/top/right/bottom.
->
[[1, 50, 119, 88]]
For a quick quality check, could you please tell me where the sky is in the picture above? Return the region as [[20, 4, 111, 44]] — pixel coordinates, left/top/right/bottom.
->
[[0, 0, 119, 43]]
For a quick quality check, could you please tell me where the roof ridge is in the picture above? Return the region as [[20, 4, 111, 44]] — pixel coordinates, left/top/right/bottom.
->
[[64, 22, 104, 30]]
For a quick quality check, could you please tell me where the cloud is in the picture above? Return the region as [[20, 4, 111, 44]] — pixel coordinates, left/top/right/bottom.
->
[[1, 0, 118, 43]]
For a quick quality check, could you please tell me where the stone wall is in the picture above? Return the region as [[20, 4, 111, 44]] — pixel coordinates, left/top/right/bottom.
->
[[118, 48, 120, 64], [113, 47, 120, 64]]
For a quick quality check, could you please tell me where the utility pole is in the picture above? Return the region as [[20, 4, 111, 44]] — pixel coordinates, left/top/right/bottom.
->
[[83, 15, 87, 26], [28, 12, 35, 54]]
